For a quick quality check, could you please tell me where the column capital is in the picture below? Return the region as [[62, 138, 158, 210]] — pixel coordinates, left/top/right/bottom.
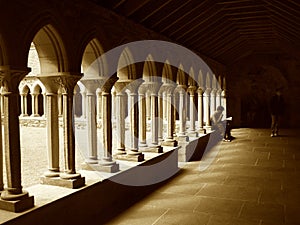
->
[[81, 78, 102, 94], [126, 79, 144, 93], [197, 87, 205, 95], [57, 74, 82, 95], [143, 81, 162, 94], [187, 85, 197, 95], [162, 84, 176, 94], [175, 84, 187, 93], [0, 66, 31, 92], [101, 76, 119, 93]]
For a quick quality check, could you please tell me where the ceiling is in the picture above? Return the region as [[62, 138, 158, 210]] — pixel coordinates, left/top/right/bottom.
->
[[90, 0, 300, 66]]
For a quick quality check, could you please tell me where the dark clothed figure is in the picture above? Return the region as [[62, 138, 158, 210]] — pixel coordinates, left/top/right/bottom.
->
[[270, 90, 284, 137]]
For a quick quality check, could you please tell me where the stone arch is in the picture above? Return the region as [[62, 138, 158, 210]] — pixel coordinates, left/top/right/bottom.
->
[[143, 54, 159, 82], [27, 24, 68, 73], [176, 64, 188, 86], [32, 84, 44, 116], [22, 85, 32, 116], [117, 47, 137, 80], [81, 38, 107, 77], [162, 60, 175, 84]]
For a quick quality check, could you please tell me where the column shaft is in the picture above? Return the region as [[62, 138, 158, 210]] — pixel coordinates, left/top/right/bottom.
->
[[197, 90, 204, 130], [101, 91, 113, 161], [45, 93, 60, 175], [116, 92, 126, 153], [139, 92, 147, 146], [151, 93, 158, 145], [86, 92, 98, 162], [189, 92, 195, 131], [129, 93, 139, 152]]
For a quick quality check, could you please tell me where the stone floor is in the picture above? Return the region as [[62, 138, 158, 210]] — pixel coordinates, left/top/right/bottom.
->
[[2, 127, 300, 224], [103, 128, 300, 225]]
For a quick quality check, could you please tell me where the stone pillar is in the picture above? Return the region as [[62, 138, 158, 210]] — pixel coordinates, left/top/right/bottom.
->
[[81, 90, 86, 119], [58, 74, 85, 187], [0, 67, 34, 212], [163, 91, 167, 120], [162, 85, 177, 147], [147, 82, 163, 153], [210, 89, 217, 117], [177, 85, 189, 141], [187, 86, 198, 137], [43, 92, 47, 117], [146, 92, 151, 120], [138, 85, 147, 148], [197, 88, 205, 132], [98, 77, 119, 172], [114, 82, 126, 155], [80, 80, 99, 165], [116, 81, 144, 162], [158, 91, 164, 142], [20, 93, 26, 116], [204, 88, 211, 128], [221, 89, 227, 118], [31, 93, 39, 117], [96, 89, 102, 120], [57, 90, 63, 117], [0, 93, 3, 192], [38, 76, 61, 178], [112, 89, 116, 122]]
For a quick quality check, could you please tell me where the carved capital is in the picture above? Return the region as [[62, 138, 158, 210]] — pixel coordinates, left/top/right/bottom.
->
[[0, 66, 31, 93], [53, 74, 82, 95]]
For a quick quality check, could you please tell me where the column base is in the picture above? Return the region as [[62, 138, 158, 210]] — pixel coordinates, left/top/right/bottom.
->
[[145, 145, 163, 153], [40, 175, 85, 189], [44, 170, 60, 177], [139, 143, 148, 147], [188, 131, 199, 137], [81, 161, 99, 171], [0, 191, 34, 212], [162, 139, 178, 147], [94, 161, 119, 173], [177, 135, 189, 142], [198, 128, 207, 134], [115, 153, 144, 162]]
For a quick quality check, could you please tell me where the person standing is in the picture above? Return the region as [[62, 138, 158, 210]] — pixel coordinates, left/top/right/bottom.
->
[[270, 88, 284, 137]]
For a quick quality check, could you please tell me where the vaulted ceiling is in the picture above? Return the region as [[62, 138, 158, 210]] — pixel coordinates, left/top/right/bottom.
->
[[91, 0, 300, 66]]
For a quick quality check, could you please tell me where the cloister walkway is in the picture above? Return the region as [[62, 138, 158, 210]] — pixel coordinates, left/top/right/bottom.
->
[[3, 127, 300, 224], [104, 128, 300, 225]]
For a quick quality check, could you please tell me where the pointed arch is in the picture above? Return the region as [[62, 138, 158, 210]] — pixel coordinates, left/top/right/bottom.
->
[[81, 38, 107, 78], [162, 60, 174, 84], [143, 54, 158, 82], [176, 64, 187, 86], [117, 47, 137, 80], [29, 24, 68, 73]]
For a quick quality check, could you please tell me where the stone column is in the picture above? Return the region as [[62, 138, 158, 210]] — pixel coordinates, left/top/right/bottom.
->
[[98, 77, 119, 172], [177, 85, 189, 141], [58, 74, 85, 187], [96, 89, 102, 120], [80, 79, 99, 165], [163, 91, 167, 120], [57, 90, 63, 117], [187, 86, 198, 137], [43, 92, 47, 117], [204, 88, 211, 128], [221, 89, 227, 118], [112, 89, 116, 122], [147, 82, 163, 153], [197, 88, 205, 132], [81, 90, 86, 119], [210, 89, 217, 117], [146, 92, 151, 120], [162, 85, 177, 147], [0, 92, 3, 191], [114, 82, 126, 155], [31, 93, 39, 116], [125, 81, 144, 161], [138, 84, 147, 148], [0, 67, 34, 212], [158, 90, 164, 142], [38, 76, 61, 178], [20, 93, 26, 116]]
